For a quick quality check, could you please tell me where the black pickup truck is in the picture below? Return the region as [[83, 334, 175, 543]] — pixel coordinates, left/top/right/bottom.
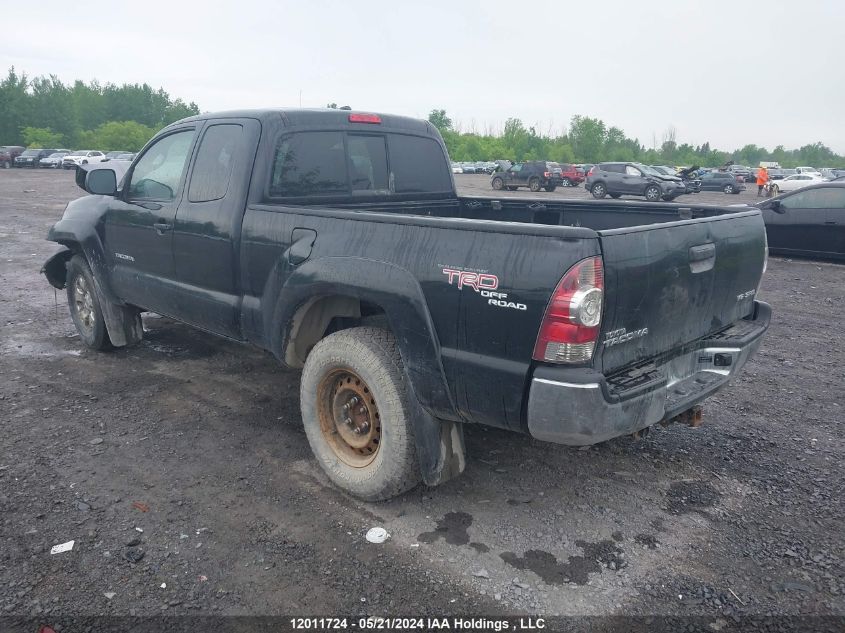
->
[[42, 109, 771, 500]]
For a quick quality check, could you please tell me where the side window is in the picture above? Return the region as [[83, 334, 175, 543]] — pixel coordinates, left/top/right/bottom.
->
[[388, 134, 452, 193], [128, 130, 195, 200], [188, 124, 243, 202], [511, 164, 523, 172], [347, 135, 389, 193], [625, 165, 641, 176], [269, 132, 347, 197], [783, 188, 845, 210]]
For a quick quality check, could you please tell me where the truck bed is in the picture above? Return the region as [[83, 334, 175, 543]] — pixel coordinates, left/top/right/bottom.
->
[[311, 195, 747, 231]]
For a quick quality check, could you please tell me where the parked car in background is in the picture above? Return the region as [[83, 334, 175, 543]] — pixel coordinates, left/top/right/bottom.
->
[[103, 151, 130, 161], [39, 152, 70, 168], [0, 145, 26, 168], [451, 162, 463, 174], [795, 166, 822, 177], [769, 168, 796, 181], [15, 149, 59, 168], [676, 165, 701, 193], [556, 163, 585, 187], [727, 164, 752, 182], [585, 162, 686, 201], [62, 150, 106, 170], [491, 161, 562, 192], [758, 182, 845, 260], [698, 171, 746, 194], [770, 173, 824, 194], [114, 153, 136, 161], [819, 168, 845, 180]]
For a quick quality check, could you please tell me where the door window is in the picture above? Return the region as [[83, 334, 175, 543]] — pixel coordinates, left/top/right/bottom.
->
[[188, 124, 243, 202], [625, 165, 641, 176], [782, 187, 845, 209], [128, 130, 196, 200]]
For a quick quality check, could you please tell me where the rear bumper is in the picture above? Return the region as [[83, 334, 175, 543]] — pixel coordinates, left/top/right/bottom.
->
[[526, 301, 771, 445]]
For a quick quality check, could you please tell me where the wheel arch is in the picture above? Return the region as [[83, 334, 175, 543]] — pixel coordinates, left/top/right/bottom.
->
[[268, 257, 459, 423]]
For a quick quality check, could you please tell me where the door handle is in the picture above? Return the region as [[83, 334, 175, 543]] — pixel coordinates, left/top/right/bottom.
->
[[153, 222, 172, 234]]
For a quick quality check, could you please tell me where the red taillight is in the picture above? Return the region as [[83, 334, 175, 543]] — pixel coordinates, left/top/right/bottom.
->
[[588, 166, 595, 176], [348, 113, 381, 124], [533, 257, 604, 364], [544, 171, 552, 178]]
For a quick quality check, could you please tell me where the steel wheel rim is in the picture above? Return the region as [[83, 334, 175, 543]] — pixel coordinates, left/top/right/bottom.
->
[[73, 275, 96, 335], [317, 368, 382, 468]]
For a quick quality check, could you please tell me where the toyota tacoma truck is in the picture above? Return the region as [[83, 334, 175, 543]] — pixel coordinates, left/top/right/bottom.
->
[[42, 109, 771, 500]]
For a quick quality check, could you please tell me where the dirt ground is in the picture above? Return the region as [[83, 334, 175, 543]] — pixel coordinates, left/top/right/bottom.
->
[[1, 169, 843, 627]]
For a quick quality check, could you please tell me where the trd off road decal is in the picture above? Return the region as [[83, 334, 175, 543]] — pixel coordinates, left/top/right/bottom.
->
[[441, 266, 527, 311]]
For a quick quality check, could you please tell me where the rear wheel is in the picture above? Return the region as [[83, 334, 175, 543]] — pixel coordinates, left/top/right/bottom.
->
[[544, 185, 556, 192], [300, 327, 420, 500], [491, 177, 503, 190], [723, 184, 735, 194], [528, 177, 541, 192], [561, 177, 572, 187], [644, 185, 662, 202], [66, 255, 113, 351], [591, 183, 607, 199]]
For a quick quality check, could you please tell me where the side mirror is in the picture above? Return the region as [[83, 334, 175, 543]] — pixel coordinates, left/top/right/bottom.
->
[[85, 168, 117, 196]]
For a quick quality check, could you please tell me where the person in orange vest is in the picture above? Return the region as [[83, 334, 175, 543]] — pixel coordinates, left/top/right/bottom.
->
[[756, 166, 769, 197]]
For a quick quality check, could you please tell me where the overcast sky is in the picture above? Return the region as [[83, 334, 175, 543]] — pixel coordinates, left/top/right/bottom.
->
[[4, 0, 843, 152]]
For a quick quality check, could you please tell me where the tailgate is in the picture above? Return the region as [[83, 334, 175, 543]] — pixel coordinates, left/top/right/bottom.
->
[[597, 210, 766, 374]]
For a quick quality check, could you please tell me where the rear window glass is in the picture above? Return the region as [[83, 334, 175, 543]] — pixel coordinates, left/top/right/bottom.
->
[[269, 131, 450, 198], [270, 132, 347, 197], [348, 135, 389, 193], [387, 134, 451, 193]]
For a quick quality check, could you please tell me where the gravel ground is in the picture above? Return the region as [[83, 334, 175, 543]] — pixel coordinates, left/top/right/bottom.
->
[[1, 170, 843, 627]]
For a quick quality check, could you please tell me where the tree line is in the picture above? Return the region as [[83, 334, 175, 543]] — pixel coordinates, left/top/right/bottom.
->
[[428, 110, 843, 169], [0, 67, 199, 152]]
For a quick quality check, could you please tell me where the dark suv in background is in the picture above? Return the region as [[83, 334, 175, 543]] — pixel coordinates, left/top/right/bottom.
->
[[14, 148, 59, 168], [698, 170, 746, 194], [585, 162, 687, 201], [491, 161, 562, 192], [0, 145, 26, 168]]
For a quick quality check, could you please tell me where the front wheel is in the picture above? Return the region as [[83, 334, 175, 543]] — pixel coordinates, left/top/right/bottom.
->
[[723, 184, 735, 194], [591, 183, 607, 199], [644, 185, 662, 202], [66, 255, 113, 351], [300, 327, 421, 500], [491, 177, 504, 191]]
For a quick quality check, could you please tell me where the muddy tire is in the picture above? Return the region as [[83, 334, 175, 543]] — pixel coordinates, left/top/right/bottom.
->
[[66, 255, 113, 351], [491, 177, 504, 190], [300, 327, 420, 500], [528, 177, 541, 192]]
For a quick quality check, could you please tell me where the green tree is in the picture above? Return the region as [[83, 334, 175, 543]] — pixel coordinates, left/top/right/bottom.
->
[[568, 115, 606, 163], [0, 67, 29, 144], [428, 109, 453, 133], [84, 121, 158, 151], [21, 126, 64, 148]]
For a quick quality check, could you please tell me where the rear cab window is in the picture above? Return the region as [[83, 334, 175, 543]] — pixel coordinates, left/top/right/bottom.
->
[[267, 130, 451, 201]]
